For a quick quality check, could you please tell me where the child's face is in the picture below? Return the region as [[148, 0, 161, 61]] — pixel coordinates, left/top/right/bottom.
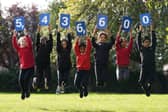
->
[[80, 46, 86, 53], [143, 39, 151, 48], [99, 34, 107, 43], [18, 37, 27, 48], [41, 38, 46, 45], [121, 38, 127, 48], [61, 41, 67, 49]]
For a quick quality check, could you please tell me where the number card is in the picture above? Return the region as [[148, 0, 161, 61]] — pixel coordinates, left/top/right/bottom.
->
[[76, 21, 86, 36], [97, 14, 108, 29], [140, 13, 151, 26], [60, 14, 70, 28], [39, 13, 50, 26], [14, 16, 25, 31], [122, 16, 132, 32]]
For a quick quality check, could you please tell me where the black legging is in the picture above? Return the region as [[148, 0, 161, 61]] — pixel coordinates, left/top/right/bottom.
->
[[19, 67, 34, 94]]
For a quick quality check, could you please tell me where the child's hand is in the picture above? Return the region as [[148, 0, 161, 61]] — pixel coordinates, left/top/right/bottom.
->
[[48, 24, 51, 32], [13, 30, 17, 37], [37, 24, 41, 32]]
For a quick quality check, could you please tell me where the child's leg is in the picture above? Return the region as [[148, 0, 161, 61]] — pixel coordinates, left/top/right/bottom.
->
[[100, 65, 108, 86], [82, 71, 90, 97], [18, 69, 26, 99], [95, 64, 103, 86], [44, 65, 51, 89], [24, 67, 34, 97], [36, 67, 44, 89]]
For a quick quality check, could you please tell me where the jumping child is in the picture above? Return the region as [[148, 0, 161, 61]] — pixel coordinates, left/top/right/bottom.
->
[[137, 24, 156, 97], [32, 25, 53, 91], [115, 25, 133, 81], [74, 37, 92, 98], [12, 29, 35, 100], [56, 30, 72, 94], [92, 27, 115, 87]]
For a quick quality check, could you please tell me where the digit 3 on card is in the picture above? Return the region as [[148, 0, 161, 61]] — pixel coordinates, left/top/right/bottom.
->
[[60, 14, 70, 29]]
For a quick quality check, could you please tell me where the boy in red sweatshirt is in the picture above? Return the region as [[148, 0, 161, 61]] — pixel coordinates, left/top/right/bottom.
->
[[12, 30, 35, 100], [115, 26, 133, 81], [74, 37, 92, 98]]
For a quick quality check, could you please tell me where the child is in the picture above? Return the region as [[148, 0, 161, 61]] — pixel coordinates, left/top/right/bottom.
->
[[137, 24, 156, 97], [12, 29, 35, 100], [56, 30, 72, 94], [115, 26, 133, 81], [32, 25, 53, 91], [92, 27, 115, 87], [74, 37, 92, 98]]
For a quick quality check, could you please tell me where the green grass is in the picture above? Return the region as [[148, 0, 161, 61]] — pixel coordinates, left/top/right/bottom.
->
[[0, 93, 168, 112]]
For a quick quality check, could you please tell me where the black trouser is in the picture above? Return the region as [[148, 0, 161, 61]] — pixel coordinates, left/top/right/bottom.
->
[[57, 69, 70, 86], [19, 67, 34, 94], [94, 63, 108, 85], [36, 65, 51, 88], [139, 66, 155, 88], [74, 70, 90, 91]]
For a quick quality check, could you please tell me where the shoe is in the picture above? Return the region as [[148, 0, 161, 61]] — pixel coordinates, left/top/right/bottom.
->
[[44, 78, 49, 90], [25, 91, 30, 98], [32, 77, 37, 89], [60, 82, 65, 94], [80, 88, 84, 98], [56, 86, 61, 94], [21, 92, 25, 100], [146, 83, 151, 97], [83, 88, 88, 97], [37, 88, 41, 92]]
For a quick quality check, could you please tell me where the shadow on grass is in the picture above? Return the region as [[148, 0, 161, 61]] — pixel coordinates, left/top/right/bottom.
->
[[38, 107, 116, 112]]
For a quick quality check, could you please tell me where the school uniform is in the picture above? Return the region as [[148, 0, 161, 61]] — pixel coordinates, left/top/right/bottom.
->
[[74, 38, 92, 97], [137, 31, 156, 96], [35, 33, 53, 89], [92, 36, 115, 86], [12, 35, 35, 99], [115, 35, 133, 81], [56, 32, 72, 87]]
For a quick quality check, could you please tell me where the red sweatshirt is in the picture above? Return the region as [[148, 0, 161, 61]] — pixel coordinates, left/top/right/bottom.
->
[[74, 38, 92, 70], [116, 35, 133, 66], [12, 35, 35, 69]]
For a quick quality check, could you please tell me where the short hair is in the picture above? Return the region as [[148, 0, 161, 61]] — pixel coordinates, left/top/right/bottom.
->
[[98, 31, 108, 38], [79, 42, 86, 48], [143, 36, 151, 42]]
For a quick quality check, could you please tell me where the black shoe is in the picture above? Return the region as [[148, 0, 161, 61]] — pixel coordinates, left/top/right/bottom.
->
[[83, 88, 88, 97], [25, 91, 30, 98], [80, 89, 84, 98], [146, 83, 151, 97], [21, 93, 25, 100]]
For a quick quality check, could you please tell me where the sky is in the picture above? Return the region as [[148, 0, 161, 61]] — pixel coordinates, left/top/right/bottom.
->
[[0, 0, 53, 11]]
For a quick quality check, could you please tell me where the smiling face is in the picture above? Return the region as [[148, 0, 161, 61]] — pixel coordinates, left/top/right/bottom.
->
[[79, 46, 86, 53], [61, 40, 68, 49], [120, 38, 128, 48], [143, 39, 151, 48], [99, 33, 107, 43], [18, 37, 27, 48]]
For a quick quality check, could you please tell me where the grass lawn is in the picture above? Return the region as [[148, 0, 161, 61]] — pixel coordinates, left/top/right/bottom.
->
[[0, 93, 168, 112]]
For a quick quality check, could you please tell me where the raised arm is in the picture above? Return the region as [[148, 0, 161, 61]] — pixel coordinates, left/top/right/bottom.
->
[[92, 26, 98, 48], [136, 25, 142, 51], [56, 31, 62, 52], [47, 25, 53, 53], [26, 35, 33, 49], [86, 37, 92, 54], [115, 25, 122, 50], [67, 32, 72, 50], [128, 29, 133, 53], [150, 24, 156, 50], [74, 38, 80, 56], [12, 31, 19, 52]]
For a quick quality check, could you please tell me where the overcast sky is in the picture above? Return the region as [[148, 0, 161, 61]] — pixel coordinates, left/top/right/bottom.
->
[[1, 0, 52, 11]]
